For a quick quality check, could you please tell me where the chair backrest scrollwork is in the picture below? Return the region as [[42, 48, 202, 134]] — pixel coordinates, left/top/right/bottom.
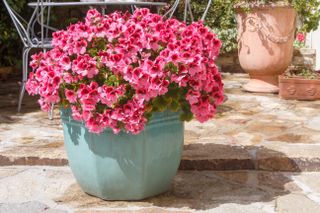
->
[[2, 0, 44, 46], [163, 0, 213, 24]]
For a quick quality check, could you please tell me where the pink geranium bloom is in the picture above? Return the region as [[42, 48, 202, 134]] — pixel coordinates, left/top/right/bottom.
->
[[26, 8, 224, 134], [72, 54, 98, 78], [71, 106, 82, 121], [65, 89, 77, 103], [296, 32, 305, 42]]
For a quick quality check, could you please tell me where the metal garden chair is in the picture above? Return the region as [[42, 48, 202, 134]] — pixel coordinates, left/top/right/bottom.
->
[[2, 0, 56, 113], [163, 0, 212, 23]]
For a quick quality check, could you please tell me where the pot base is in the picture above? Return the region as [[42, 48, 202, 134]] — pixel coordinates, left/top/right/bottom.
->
[[243, 79, 279, 93]]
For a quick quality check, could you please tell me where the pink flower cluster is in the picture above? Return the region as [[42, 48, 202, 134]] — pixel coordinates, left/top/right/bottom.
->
[[296, 32, 306, 43], [26, 9, 224, 134]]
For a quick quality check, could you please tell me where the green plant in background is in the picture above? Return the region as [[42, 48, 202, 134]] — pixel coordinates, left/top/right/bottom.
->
[[291, 0, 320, 32], [167, 0, 320, 54], [0, 0, 27, 67], [189, 0, 238, 54], [0, 0, 81, 68], [167, 0, 238, 54], [212, 28, 238, 54]]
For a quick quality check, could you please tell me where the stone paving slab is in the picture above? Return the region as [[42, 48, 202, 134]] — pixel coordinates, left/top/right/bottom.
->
[[1, 166, 320, 213], [1, 73, 320, 171]]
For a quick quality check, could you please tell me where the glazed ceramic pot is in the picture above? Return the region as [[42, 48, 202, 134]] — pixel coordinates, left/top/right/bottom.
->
[[60, 108, 184, 200], [236, 5, 297, 93]]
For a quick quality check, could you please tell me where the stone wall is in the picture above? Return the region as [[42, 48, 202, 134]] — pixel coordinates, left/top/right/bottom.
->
[[217, 48, 317, 73], [292, 48, 317, 69]]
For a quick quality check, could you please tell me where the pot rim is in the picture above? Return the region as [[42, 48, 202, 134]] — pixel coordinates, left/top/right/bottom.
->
[[279, 75, 320, 83], [235, 2, 293, 11]]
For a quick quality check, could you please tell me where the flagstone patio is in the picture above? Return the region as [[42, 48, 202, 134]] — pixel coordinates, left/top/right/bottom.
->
[[1, 166, 320, 212], [1, 73, 320, 212], [1, 73, 320, 171]]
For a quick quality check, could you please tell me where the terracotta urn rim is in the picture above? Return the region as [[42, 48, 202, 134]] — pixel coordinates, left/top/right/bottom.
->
[[235, 2, 293, 11]]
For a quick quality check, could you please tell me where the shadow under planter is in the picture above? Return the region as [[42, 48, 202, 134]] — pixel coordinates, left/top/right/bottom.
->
[[56, 143, 302, 211]]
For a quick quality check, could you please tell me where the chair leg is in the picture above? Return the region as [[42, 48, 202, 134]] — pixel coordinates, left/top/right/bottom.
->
[[18, 47, 31, 113], [17, 82, 26, 113], [48, 103, 54, 120]]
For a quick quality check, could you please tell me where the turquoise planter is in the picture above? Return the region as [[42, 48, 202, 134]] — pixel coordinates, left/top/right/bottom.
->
[[60, 109, 184, 200]]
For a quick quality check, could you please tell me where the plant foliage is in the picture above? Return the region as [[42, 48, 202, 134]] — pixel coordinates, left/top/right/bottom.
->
[[0, 0, 27, 67], [26, 9, 224, 134], [284, 68, 320, 80]]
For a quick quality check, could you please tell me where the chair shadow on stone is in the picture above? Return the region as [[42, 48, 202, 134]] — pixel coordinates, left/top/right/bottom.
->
[[0, 75, 42, 123], [57, 143, 302, 211]]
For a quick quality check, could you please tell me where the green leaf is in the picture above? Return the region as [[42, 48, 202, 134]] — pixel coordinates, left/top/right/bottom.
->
[[169, 100, 180, 112], [180, 110, 193, 122]]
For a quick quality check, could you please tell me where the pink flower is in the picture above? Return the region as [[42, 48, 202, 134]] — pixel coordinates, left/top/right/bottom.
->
[[65, 89, 77, 103], [190, 96, 216, 123], [85, 9, 103, 25], [29, 52, 43, 70], [71, 106, 82, 121], [82, 98, 97, 111], [72, 54, 98, 78], [26, 73, 39, 95], [99, 85, 125, 107], [52, 31, 68, 49], [296, 32, 305, 42], [86, 115, 104, 134], [60, 55, 71, 70], [38, 99, 51, 112], [63, 73, 76, 84], [73, 39, 87, 55], [26, 8, 224, 135], [186, 90, 201, 105]]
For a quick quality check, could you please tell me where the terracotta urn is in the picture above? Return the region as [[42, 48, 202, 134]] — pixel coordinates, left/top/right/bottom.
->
[[236, 4, 297, 93]]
